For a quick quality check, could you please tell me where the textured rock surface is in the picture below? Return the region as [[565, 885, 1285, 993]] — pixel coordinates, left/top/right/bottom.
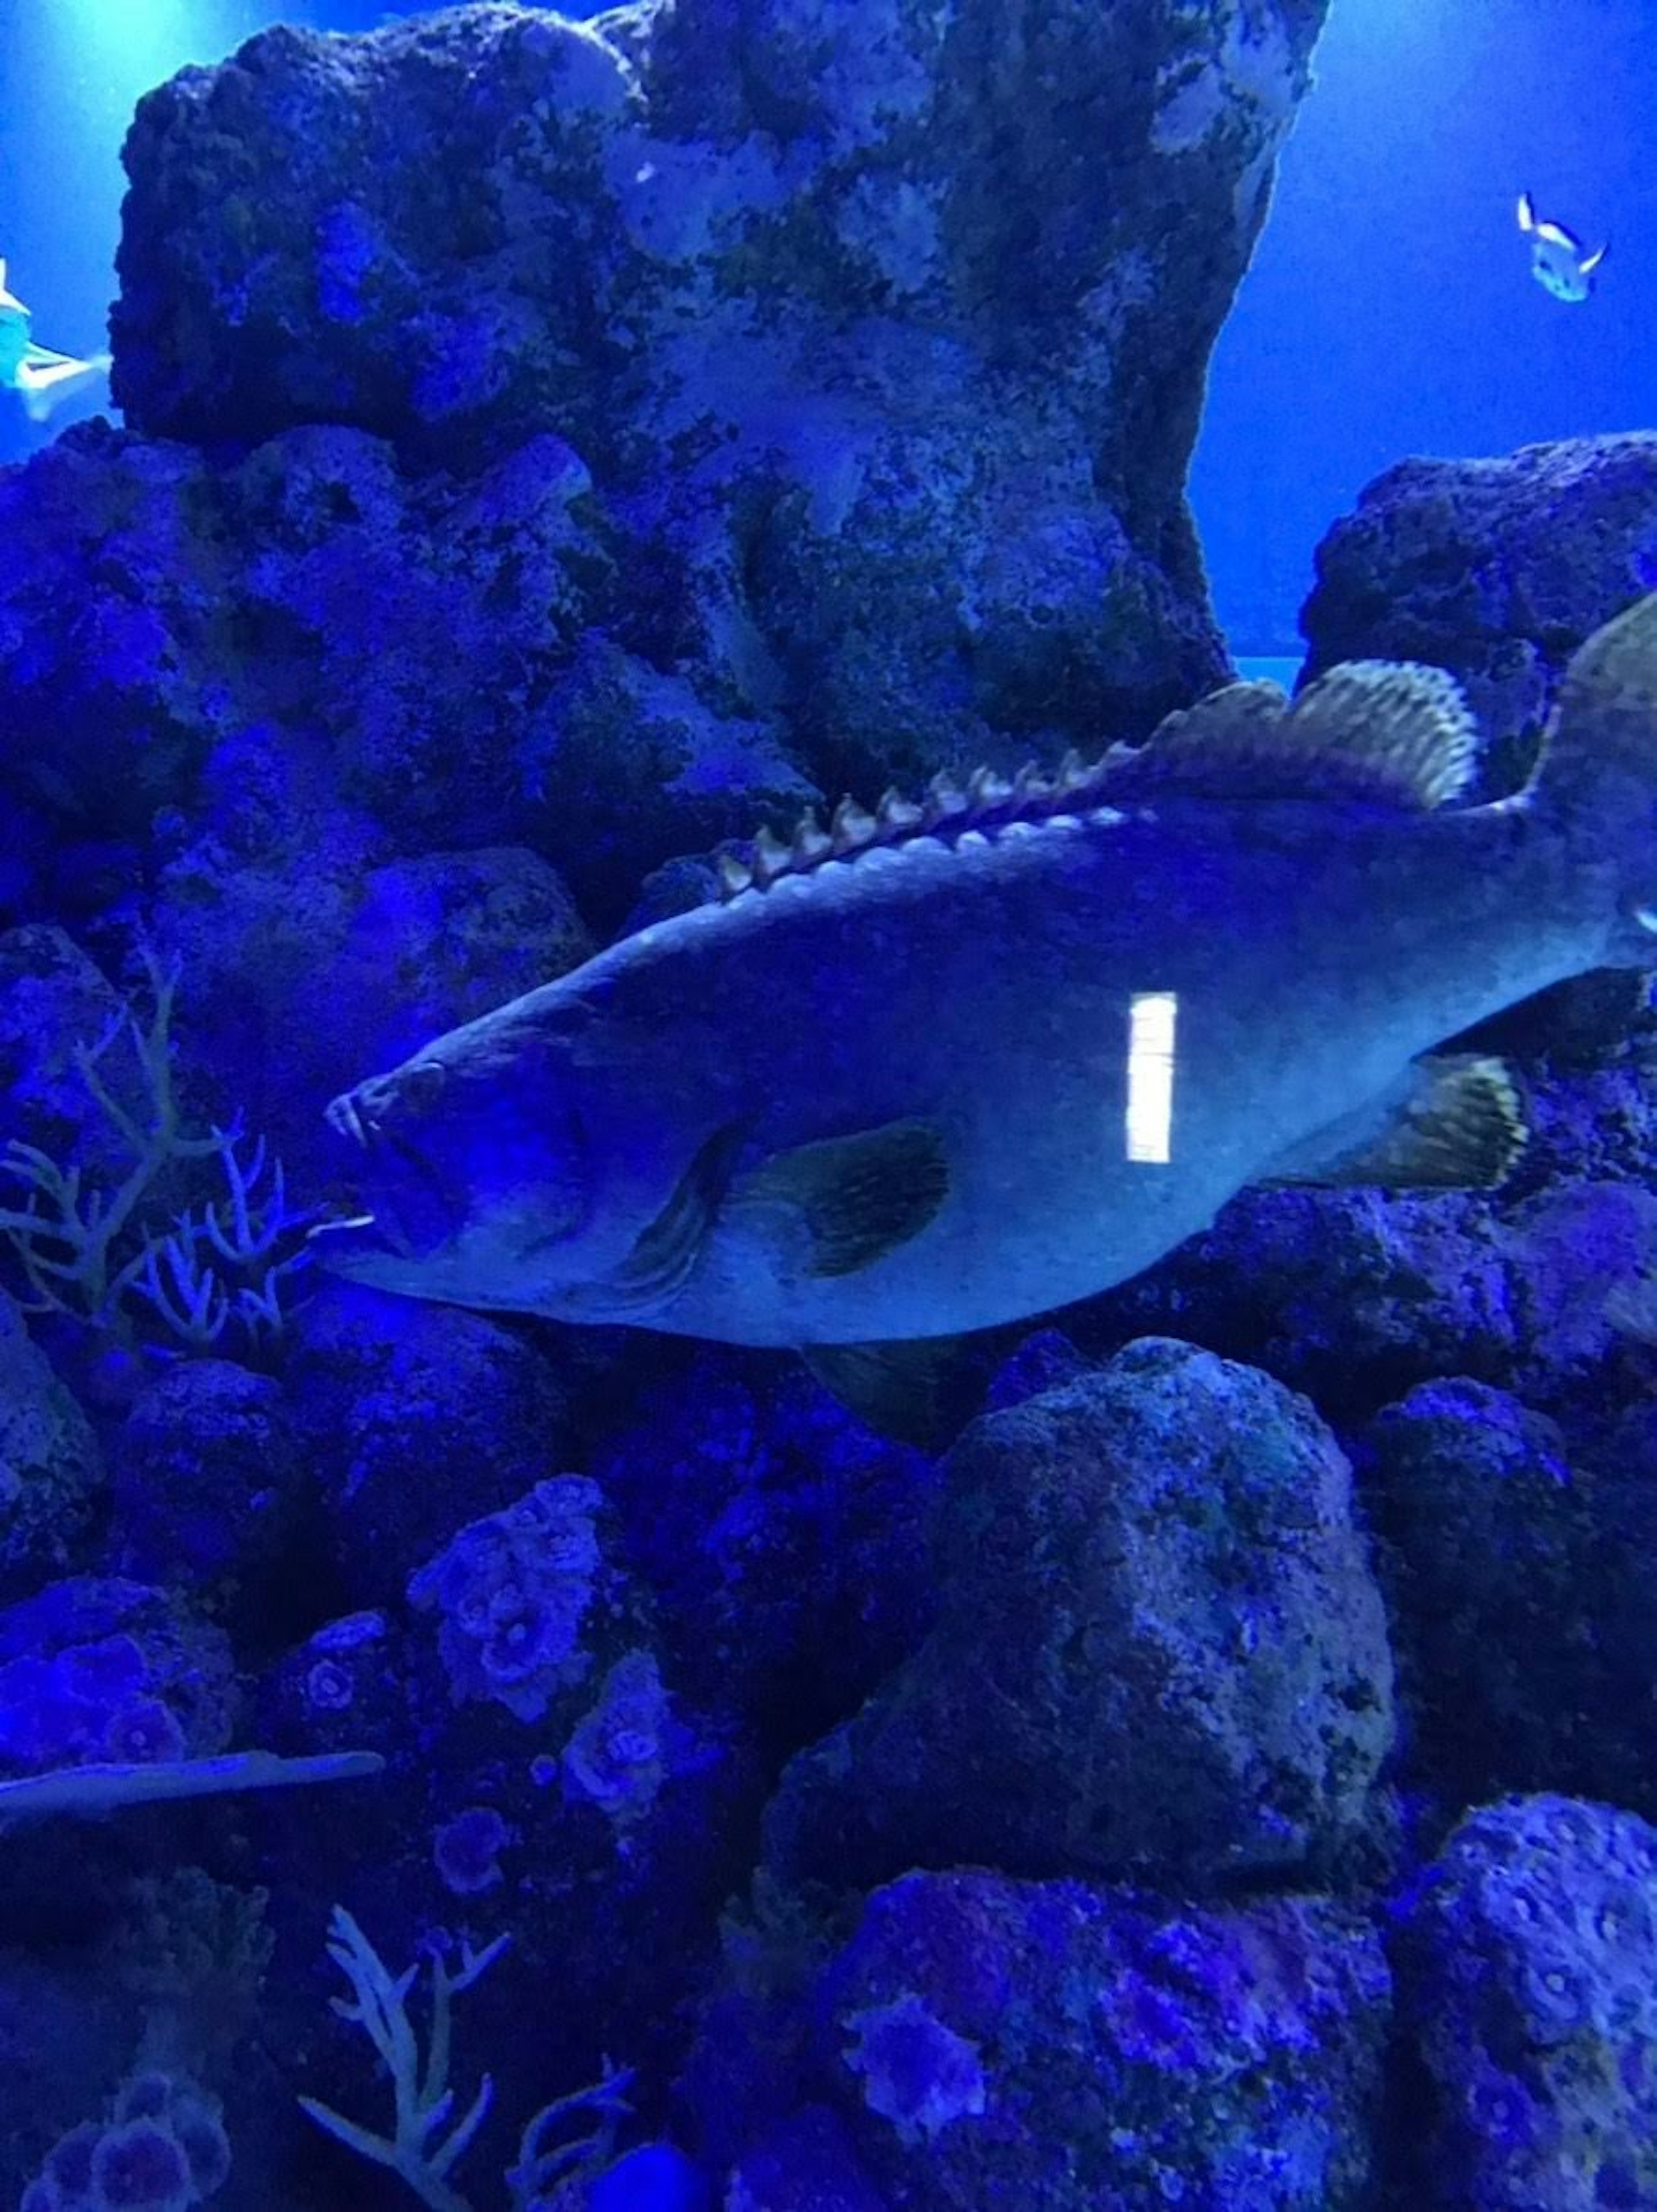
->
[[0, 0, 1340, 917], [799, 1869, 1390, 2209], [106, 1358, 306, 1597], [1399, 1794, 1657, 2212], [590, 1350, 941, 1747], [287, 1279, 574, 1598], [1365, 1379, 1657, 1818], [0, 1293, 104, 1598], [763, 1338, 1395, 1892], [1301, 434, 1657, 786]]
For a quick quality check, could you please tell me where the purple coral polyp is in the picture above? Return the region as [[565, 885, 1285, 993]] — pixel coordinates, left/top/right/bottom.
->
[[408, 1475, 604, 1722], [302, 1656, 356, 1711], [25, 2075, 230, 2209], [90, 2119, 192, 2210], [842, 1992, 987, 2146], [434, 1803, 513, 1895], [563, 1649, 671, 1824], [103, 1695, 188, 1763]]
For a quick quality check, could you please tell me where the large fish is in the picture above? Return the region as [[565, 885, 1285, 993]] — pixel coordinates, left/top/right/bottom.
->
[[317, 595, 1657, 1418]]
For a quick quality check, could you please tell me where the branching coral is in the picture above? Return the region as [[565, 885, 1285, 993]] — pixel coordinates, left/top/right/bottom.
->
[[299, 1906, 509, 2212], [299, 1905, 633, 2212], [0, 952, 312, 1355]]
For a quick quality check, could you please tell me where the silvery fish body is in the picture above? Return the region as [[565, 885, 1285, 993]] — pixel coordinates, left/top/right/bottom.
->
[[1516, 191, 1607, 303], [0, 259, 111, 422], [319, 596, 1657, 1353]]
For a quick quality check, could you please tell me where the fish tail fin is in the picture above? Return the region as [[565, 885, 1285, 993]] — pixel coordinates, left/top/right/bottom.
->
[[1516, 190, 1535, 232], [1531, 591, 1657, 867]]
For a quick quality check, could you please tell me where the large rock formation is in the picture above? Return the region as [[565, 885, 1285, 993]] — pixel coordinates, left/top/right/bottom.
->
[[2, 1, 1331, 954]]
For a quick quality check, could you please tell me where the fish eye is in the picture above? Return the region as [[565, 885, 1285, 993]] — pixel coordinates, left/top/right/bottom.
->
[[402, 1061, 448, 1112]]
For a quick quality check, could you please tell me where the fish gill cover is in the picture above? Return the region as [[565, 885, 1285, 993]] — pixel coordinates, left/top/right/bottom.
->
[[3, 3, 1657, 2210]]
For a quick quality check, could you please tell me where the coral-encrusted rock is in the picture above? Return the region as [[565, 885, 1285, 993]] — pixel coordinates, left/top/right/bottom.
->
[[763, 1338, 1395, 1893], [1302, 435, 1657, 776], [1361, 1371, 1657, 1824], [0, 420, 812, 937], [725, 2108, 885, 2212], [0, 1293, 104, 1597], [151, 822, 598, 1169], [1399, 1795, 1657, 2211], [287, 1280, 574, 1600], [0, 929, 126, 1161], [792, 1869, 1389, 2209], [106, 1359, 306, 1598], [0, 1576, 234, 1775], [1087, 1144, 1657, 1427], [101, 0, 1331, 809], [0, 423, 596, 854], [589, 1351, 941, 1749]]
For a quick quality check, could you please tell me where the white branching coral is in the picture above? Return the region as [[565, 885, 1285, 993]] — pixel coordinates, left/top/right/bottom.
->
[[299, 1905, 634, 2212], [0, 952, 312, 1354]]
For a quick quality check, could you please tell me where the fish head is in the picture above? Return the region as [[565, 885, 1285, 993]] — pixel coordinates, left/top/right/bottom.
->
[[1529, 245, 1587, 301], [313, 998, 601, 1309]]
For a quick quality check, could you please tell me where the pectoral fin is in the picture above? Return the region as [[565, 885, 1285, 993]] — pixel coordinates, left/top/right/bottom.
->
[[1258, 1054, 1528, 1190], [737, 1119, 950, 1277], [586, 1119, 750, 1314], [799, 1335, 965, 1446]]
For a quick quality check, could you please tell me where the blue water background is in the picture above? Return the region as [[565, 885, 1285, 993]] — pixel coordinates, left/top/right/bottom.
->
[[1194, 0, 1657, 649]]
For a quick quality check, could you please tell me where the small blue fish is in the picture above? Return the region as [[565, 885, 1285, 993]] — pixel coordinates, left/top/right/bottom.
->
[[1517, 192, 1607, 303], [0, 260, 110, 422]]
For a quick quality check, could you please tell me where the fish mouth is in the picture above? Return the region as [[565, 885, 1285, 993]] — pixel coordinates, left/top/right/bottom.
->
[[318, 1085, 465, 1263], [306, 1208, 401, 1270], [325, 1090, 373, 1148]]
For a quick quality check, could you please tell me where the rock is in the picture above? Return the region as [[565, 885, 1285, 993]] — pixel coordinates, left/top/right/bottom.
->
[[287, 1280, 573, 1601], [798, 1868, 1390, 2209], [1301, 433, 1657, 788], [0, 420, 597, 855], [763, 1338, 1395, 1892], [0, 928, 126, 1162], [85, 0, 1331, 862], [1366, 1384, 1589, 1788], [0, 1293, 104, 1598], [1368, 1376, 1657, 1820], [149, 825, 597, 1171], [724, 2108, 886, 2212], [1085, 1151, 1657, 1428], [1398, 1794, 1657, 2210], [519, 638, 816, 927], [589, 1351, 941, 1749], [106, 1359, 306, 1600], [0, 1575, 234, 1776]]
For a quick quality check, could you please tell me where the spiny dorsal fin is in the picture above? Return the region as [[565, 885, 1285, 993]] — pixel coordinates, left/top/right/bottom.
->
[[714, 753, 1115, 901], [713, 656, 1481, 901], [1106, 664, 1478, 811]]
